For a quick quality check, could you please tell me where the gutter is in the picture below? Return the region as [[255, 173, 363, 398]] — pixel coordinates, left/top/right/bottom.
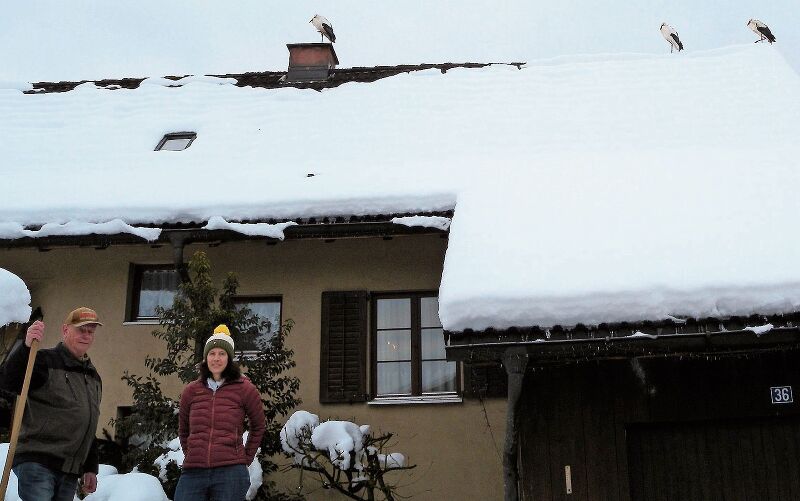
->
[[445, 327, 800, 363]]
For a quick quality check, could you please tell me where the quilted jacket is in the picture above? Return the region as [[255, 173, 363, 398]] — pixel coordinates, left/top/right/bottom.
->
[[178, 376, 265, 469]]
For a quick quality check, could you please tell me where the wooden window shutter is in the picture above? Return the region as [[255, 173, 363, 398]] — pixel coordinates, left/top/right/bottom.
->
[[320, 291, 368, 403], [464, 362, 508, 398]]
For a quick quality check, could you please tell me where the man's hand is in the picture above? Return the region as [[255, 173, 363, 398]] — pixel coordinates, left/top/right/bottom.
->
[[25, 320, 44, 347], [81, 472, 97, 494]]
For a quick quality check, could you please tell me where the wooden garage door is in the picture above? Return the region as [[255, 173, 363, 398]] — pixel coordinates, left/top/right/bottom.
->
[[627, 418, 800, 501]]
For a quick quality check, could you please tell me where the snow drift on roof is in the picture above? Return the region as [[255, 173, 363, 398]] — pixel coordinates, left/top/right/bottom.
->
[[438, 45, 800, 330]]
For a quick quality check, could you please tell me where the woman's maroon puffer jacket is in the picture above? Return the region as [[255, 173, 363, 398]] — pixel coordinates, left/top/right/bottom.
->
[[178, 376, 266, 469]]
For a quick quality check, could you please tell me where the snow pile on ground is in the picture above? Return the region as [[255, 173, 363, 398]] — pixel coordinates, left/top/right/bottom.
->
[[282, 411, 391, 472], [3, 434, 264, 501], [82, 471, 168, 501], [0, 268, 31, 327], [1, 444, 167, 501]]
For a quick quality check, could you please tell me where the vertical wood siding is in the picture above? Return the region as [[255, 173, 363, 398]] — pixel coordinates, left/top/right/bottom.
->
[[519, 351, 800, 500]]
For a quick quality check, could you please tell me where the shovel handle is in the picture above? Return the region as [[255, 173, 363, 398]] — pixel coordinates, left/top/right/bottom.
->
[[0, 336, 40, 498]]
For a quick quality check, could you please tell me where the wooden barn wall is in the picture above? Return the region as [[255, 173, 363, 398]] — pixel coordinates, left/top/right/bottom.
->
[[518, 350, 800, 501]]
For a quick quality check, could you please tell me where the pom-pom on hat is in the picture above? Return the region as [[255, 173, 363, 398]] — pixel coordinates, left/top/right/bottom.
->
[[204, 324, 234, 360]]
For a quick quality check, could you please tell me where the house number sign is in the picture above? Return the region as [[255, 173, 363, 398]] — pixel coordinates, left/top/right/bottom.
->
[[770, 386, 793, 404]]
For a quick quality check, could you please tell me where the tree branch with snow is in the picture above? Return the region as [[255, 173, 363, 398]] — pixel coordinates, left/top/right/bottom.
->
[[280, 411, 415, 501]]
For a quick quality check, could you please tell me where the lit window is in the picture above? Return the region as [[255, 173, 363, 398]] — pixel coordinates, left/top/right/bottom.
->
[[129, 265, 179, 321], [372, 294, 456, 397], [155, 132, 196, 151], [234, 297, 282, 352]]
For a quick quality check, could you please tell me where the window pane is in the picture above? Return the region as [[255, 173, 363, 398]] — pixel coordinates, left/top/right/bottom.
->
[[236, 300, 281, 350], [136, 268, 178, 318], [377, 330, 411, 361], [377, 361, 411, 395], [422, 361, 457, 393], [377, 298, 410, 329], [421, 328, 446, 360], [160, 138, 191, 151], [420, 297, 441, 328]]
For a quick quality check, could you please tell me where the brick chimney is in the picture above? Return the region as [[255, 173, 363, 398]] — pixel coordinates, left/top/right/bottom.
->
[[285, 43, 339, 83]]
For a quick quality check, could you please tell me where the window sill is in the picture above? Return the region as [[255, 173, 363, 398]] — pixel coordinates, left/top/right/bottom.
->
[[367, 395, 462, 406], [122, 320, 161, 326]]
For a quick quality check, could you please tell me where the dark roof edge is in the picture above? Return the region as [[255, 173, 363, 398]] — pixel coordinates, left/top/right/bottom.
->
[[0, 211, 452, 250], [24, 62, 525, 94], [445, 315, 800, 363]]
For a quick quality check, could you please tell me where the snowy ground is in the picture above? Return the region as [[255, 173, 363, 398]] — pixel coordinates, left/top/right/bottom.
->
[[0, 415, 381, 501], [0, 436, 262, 501]]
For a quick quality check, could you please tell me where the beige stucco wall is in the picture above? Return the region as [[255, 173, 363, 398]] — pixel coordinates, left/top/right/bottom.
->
[[0, 234, 506, 500]]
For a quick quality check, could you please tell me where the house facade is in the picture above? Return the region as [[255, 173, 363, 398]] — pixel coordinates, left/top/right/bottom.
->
[[2, 38, 800, 501], [1, 225, 507, 500]]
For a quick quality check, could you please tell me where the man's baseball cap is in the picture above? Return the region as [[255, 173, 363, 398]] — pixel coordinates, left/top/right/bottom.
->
[[64, 307, 103, 327]]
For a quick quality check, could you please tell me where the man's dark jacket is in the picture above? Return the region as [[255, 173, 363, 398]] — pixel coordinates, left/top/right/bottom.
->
[[1, 342, 101, 475]]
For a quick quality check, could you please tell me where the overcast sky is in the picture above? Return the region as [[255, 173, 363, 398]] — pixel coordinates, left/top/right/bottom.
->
[[0, 1, 797, 81]]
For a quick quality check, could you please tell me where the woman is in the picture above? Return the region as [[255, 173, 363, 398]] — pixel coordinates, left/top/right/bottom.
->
[[175, 324, 266, 501]]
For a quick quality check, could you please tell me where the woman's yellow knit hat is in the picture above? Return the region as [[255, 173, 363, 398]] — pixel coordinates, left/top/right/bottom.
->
[[204, 324, 234, 360]]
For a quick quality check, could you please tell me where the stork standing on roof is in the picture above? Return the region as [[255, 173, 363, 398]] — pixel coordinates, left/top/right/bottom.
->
[[747, 19, 776, 44], [660, 23, 683, 53], [311, 14, 336, 43]]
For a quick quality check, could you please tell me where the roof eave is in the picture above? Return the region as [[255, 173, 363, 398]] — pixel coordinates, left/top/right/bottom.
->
[[445, 318, 800, 364], [0, 216, 451, 250]]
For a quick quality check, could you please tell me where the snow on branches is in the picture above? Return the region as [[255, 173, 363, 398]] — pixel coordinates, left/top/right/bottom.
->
[[280, 410, 414, 501]]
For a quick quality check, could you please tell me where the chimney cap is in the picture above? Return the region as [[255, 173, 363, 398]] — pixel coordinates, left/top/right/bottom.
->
[[286, 43, 339, 66], [285, 43, 339, 83]]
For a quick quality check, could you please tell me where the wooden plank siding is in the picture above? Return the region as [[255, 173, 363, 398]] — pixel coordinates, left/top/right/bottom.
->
[[626, 417, 800, 500], [519, 350, 800, 500]]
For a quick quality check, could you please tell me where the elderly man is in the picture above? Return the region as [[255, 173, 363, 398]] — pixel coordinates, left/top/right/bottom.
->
[[1, 307, 103, 501]]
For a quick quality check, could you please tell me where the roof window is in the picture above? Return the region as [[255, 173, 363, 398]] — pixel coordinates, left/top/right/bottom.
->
[[155, 132, 197, 151]]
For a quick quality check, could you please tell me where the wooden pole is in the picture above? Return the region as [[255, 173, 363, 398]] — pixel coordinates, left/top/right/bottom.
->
[[0, 327, 39, 499], [503, 347, 528, 501]]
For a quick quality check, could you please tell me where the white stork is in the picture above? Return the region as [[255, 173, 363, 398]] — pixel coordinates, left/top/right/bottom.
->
[[747, 19, 776, 44], [660, 23, 683, 53], [310, 14, 336, 43]]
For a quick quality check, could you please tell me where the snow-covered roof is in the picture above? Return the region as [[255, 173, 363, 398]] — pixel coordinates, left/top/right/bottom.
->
[[439, 46, 800, 331], [2, 27, 799, 330]]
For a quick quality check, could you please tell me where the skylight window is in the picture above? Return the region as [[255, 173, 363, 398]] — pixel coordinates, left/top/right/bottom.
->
[[155, 132, 196, 151]]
